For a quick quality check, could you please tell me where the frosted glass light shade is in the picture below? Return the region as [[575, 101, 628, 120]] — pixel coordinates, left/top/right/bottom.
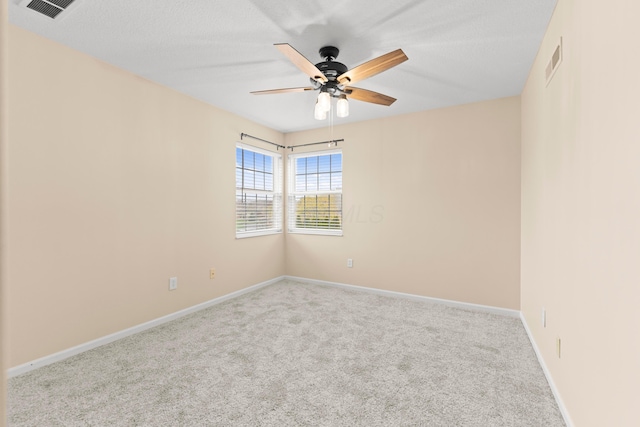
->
[[336, 95, 349, 118], [317, 91, 331, 112], [314, 100, 327, 120]]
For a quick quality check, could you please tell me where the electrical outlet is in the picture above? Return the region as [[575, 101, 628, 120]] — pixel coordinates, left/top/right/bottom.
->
[[556, 337, 562, 358], [169, 277, 178, 291], [210, 268, 216, 279], [347, 258, 353, 268], [542, 307, 546, 328]]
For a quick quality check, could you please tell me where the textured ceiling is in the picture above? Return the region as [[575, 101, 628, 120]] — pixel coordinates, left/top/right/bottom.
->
[[9, 0, 557, 133]]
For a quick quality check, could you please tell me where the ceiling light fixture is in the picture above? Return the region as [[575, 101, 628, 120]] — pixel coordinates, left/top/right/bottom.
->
[[252, 44, 408, 123]]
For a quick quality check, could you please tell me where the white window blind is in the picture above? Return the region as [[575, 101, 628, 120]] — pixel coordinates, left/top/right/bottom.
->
[[236, 144, 283, 238], [287, 150, 342, 236]]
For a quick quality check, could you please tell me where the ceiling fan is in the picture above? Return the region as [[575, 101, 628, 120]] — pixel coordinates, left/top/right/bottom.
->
[[251, 44, 408, 120]]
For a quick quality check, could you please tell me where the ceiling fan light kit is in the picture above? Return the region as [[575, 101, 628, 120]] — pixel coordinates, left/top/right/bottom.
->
[[251, 43, 408, 121]]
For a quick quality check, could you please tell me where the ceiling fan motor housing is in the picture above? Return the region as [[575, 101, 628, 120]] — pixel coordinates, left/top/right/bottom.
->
[[310, 46, 348, 94], [313, 61, 348, 80]]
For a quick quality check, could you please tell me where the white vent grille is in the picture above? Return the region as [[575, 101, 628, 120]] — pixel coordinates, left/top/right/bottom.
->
[[545, 37, 563, 86], [21, 0, 78, 19]]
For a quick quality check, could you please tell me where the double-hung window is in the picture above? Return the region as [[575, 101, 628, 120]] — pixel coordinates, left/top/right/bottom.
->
[[287, 150, 343, 236], [236, 144, 283, 238]]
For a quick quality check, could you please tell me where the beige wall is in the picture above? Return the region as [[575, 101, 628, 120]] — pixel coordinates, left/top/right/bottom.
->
[[6, 26, 286, 367], [285, 97, 521, 309], [1, 0, 8, 424], [521, 0, 640, 426]]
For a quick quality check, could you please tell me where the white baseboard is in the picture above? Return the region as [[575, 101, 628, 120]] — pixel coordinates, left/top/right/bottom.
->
[[8, 275, 285, 378], [520, 313, 574, 427], [284, 275, 521, 318]]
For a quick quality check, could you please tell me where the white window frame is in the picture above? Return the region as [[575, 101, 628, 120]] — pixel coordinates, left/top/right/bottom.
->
[[287, 149, 343, 236], [236, 143, 283, 239]]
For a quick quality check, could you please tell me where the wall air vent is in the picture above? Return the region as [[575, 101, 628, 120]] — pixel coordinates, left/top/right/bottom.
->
[[21, 0, 78, 20], [545, 37, 563, 86]]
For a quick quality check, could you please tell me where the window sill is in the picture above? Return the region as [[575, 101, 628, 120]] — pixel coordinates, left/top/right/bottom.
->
[[236, 229, 283, 239], [287, 229, 343, 237]]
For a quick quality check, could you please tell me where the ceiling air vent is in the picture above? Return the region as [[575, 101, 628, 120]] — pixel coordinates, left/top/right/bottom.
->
[[545, 37, 563, 86], [21, 0, 78, 20]]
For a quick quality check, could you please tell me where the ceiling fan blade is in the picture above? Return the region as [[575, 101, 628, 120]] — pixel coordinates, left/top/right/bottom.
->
[[275, 43, 328, 83], [338, 49, 408, 86], [251, 87, 315, 95], [346, 87, 397, 106]]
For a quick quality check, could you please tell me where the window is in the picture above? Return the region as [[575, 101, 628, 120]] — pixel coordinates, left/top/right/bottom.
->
[[288, 150, 342, 235], [236, 144, 283, 238]]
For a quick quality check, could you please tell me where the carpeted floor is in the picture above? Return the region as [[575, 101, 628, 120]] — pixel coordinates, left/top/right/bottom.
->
[[8, 279, 565, 426]]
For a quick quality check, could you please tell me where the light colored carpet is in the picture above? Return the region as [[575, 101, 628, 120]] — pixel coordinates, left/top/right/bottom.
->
[[8, 279, 565, 426]]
